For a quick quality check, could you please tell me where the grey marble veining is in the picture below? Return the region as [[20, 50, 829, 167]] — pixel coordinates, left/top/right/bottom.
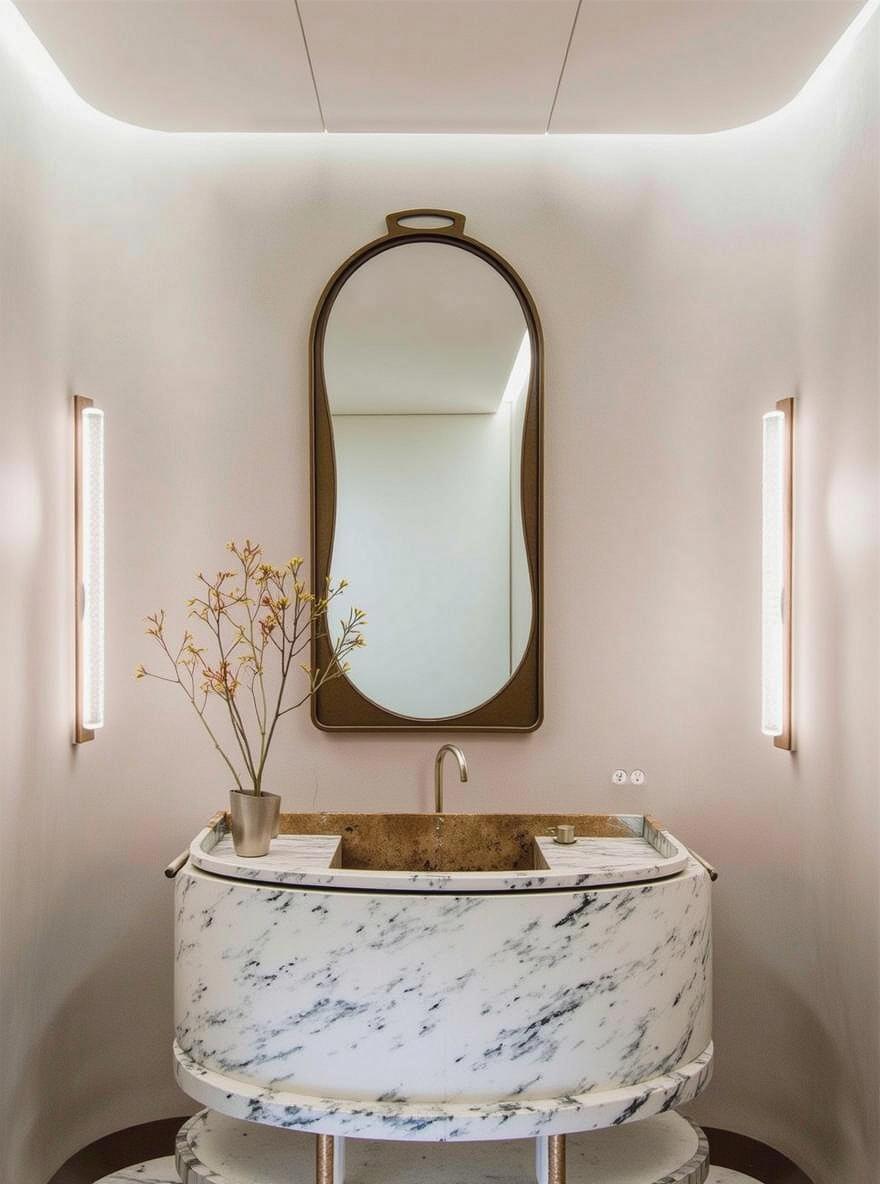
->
[[174, 1042, 713, 1142], [190, 829, 689, 893], [175, 1109, 711, 1184], [174, 850, 712, 1141], [534, 837, 683, 882]]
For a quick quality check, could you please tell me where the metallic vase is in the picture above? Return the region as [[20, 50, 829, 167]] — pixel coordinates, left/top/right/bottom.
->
[[229, 790, 281, 857]]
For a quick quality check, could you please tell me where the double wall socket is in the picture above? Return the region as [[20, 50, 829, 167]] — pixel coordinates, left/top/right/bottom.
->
[[612, 769, 646, 785]]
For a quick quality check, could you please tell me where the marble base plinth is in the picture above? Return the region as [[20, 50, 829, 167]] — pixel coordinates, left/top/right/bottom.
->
[[176, 1111, 711, 1184], [95, 1159, 764, 1184], [96, 1159, 180, 1182], [91, 1109, 783, 1184]]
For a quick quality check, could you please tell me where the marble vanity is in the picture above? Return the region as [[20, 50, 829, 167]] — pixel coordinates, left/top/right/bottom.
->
[[170, 811, 713, 1183], [101, 213, 725, 1184]]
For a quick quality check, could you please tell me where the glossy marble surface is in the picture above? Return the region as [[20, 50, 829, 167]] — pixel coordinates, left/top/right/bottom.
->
[[174, 849, 712, 1140], [174, 1041, 713, 1142], [97, 1155, 765, 1184], [189, 813, 689, 892], [174, 1110, 711, 1184]]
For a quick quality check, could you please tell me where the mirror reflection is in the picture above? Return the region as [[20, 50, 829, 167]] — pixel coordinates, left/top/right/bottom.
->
[[325, 242, 533, 719]]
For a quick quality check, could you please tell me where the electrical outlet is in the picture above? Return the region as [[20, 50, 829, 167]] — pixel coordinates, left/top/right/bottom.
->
[[612, 769, 628, 786], [630, 769, 646, 786]]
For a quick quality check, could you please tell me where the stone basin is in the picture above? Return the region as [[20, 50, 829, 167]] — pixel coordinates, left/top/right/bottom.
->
[[275, 811, 637, 873]]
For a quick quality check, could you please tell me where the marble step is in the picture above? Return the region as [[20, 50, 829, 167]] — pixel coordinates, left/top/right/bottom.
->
[[94, 1154, 763, 1184], [91, 1110, 764, 1184]]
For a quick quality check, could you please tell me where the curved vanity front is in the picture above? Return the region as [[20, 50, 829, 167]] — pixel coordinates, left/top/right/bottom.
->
[[173, 813, 713, 1142]]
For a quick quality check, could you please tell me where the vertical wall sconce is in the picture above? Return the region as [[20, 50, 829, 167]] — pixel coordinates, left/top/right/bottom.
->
[[762, 397, 794, 750], [74, 395, 105, 743]]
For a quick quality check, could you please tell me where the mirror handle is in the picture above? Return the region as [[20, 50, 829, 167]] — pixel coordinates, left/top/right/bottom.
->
[[385, 209, 466, 238]]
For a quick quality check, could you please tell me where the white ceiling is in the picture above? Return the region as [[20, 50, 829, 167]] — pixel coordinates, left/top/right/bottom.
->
[[14, 0, 867, 134]]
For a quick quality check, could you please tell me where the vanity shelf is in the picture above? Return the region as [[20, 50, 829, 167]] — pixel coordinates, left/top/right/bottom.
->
[[188, 811, 690, 892], [94, 1111, 717, 1184], [171, 1109, 712, 1184]]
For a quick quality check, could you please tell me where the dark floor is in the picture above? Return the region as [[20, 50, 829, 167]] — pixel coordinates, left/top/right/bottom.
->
[[47, 1118, 814, 1184]]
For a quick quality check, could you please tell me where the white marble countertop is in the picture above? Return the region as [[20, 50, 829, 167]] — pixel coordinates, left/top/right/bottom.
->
[[188, 816, 690, 892]]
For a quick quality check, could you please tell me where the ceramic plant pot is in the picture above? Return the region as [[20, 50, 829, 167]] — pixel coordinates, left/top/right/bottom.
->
[[229, 790, 281, 857]]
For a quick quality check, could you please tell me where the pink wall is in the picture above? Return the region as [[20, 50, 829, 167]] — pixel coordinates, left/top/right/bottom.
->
[[1, 5, 877, 1182]]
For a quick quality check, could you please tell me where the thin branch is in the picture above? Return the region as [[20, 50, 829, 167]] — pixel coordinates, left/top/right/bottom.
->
[[138, 543, 365, 799]]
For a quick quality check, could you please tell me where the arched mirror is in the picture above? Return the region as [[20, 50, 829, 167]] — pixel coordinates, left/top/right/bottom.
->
[[311, 211, 542, 731]]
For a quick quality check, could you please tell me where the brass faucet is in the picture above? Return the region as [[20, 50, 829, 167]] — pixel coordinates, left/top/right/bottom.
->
[[434, 744, 468, 813]]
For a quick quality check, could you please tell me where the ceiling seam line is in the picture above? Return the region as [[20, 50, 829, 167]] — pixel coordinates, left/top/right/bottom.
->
[[545, 0, 582, 134], [294, 0, 327, 132]]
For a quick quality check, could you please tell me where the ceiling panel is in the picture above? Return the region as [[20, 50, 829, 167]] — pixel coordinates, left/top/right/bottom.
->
[[14, 0, 322, 132], [551, 0, 865, 134], [11, 0, 871, 134], [298, 0, 579, 132]]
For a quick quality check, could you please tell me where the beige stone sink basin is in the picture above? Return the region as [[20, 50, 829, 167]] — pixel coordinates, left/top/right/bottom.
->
[[275, 811, 637, 873]]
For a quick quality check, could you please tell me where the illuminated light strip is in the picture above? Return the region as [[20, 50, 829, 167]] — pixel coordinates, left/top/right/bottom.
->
[[762, 398, 793, 749], [75, 396, 105, 741]]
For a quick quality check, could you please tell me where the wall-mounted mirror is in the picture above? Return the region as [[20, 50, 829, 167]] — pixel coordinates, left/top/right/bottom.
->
[[311, 211, 542, 731]]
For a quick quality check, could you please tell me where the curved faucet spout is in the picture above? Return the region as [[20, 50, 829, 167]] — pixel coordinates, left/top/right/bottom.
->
[[434, 744, 468, 814]]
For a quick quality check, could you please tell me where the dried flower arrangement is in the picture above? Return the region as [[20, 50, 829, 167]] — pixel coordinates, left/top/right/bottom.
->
[[137, 540, 364, 850]]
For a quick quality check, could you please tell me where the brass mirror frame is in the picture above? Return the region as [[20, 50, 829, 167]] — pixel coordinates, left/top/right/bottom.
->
[[310, 210, 543, 732]]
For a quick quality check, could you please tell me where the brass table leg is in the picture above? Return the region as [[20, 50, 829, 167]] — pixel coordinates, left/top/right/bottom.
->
[[316, 1134, 334, 1184], [547, 1134, 566, 1184]]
